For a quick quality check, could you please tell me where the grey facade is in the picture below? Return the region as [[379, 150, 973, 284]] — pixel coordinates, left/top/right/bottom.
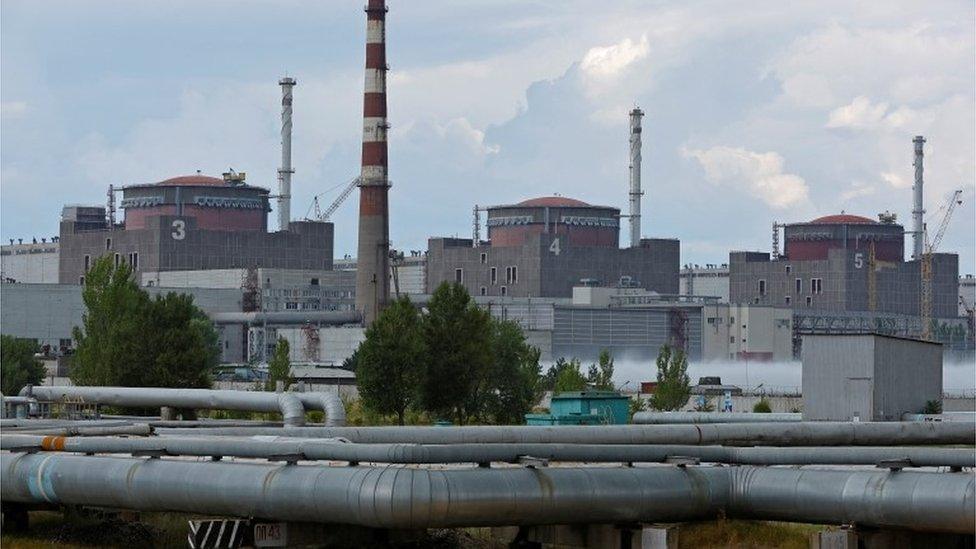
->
[[730, 249, 959, 319], [801, 334, 942, 421], [427, 236, 679, 299], [0, 283, 246, 363], [60, 214, 333, 285]]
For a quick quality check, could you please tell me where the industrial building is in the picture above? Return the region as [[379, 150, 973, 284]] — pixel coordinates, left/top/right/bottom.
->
[[730, 214, 959, 318], [0, 238, 59, 283], [801, 334, 942, 421], [426, 108, 680, 300], [427, 196, 679, 298], [680, 264, 729, 301], [58, 173, 334, 286]]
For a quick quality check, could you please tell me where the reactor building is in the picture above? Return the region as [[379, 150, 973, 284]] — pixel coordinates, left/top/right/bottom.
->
[[426, 196, 679, 298], [58, 172, 333, 285], [730, 213, 958, 318]]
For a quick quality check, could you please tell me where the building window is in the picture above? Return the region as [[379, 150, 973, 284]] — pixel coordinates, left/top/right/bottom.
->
[[480, 286, 487, 296], [505, 266, 512, 284], [758, 279, 766, 296], [785, 265, 791, 273], [511, 266, 518, 284], [811, 278, 823, 294], [79, 276, 85, 285], [105, 238, 112, 250], [729, 336, 735, 343], [490, 267, 497, 285], [83, 255, 91, 272], [785, 296, 791, 305], [729, 316, 734, 324], [455, 268, 463, 283], [501, 286, 507, 296], [795, 278, 802, 294], [285, 302, 298, 310], [114, 253, 121, 267], [806, 296, 812, 306], [310, 278, 319, 286], [480, 253, 487, 264], [128, 252, 139, 270]]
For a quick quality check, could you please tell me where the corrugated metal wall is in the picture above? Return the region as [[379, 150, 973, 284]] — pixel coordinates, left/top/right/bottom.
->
[[551, 306, 702, 362]]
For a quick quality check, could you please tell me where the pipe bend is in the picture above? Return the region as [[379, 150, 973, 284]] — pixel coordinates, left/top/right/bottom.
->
[[318, 393, 346, 427], [276, 393, 306, 428]]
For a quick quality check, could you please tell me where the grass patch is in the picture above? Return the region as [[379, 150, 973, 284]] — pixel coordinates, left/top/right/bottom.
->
[[678, 519, 824, 549]]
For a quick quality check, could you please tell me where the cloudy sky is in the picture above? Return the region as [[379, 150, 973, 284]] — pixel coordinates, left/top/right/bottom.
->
[[2, 0, 974, 272]]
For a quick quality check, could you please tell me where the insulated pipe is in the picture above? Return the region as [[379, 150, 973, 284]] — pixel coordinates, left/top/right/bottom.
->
[[293, 392, 346, 427], [2, 453, 972, 533], [154, 421, 975, 446], [20, 386, 347, 427], [633, 412, 802, 424], [4, 424, 152, 437], [3, 435, 973, 468]]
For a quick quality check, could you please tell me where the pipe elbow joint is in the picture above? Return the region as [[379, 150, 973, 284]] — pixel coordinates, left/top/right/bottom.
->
[[319, 393, 346, 427], [277, 393, 306, 428]]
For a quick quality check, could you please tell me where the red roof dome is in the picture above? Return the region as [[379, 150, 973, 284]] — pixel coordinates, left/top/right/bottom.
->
[[516, 196, 590, 208], [810, 214, 876, 225], [157, 175, 226, 187]]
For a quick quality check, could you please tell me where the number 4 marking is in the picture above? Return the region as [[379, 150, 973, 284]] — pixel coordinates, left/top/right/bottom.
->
[[549, 237, 561, 255]]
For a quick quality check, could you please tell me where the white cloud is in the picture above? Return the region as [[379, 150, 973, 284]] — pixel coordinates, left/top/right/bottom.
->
[[0, 101, 28, 118], [580, 34, 649, 79], [826, 96, 889, 129], [839, 180, 876, 201], [881, 171, 908, 189], [681, 145, 810, 209]]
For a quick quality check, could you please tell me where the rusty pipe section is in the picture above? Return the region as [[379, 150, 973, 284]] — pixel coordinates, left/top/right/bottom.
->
[[19, 386, 346, 427], [2, 434, 973, 468], [154, 421, 975, 446], [2, 453, 972, 533]]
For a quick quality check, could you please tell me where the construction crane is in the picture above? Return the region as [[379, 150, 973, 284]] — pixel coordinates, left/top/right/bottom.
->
[[920, 189, 963, 340], [305, 176, 361, 221]]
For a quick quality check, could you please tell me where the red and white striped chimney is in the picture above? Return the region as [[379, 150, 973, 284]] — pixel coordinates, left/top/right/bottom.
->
[[355, 0, 391, 324]]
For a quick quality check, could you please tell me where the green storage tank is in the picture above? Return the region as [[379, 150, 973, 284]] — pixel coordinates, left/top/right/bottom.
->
[[525, 390, 630, 425]]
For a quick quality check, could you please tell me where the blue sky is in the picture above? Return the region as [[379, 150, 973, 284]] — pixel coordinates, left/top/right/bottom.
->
[[2, 0, 974, 273]]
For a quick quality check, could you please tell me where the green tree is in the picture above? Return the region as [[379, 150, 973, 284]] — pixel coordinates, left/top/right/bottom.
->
[[71, 256, 150, 386], [480, 318, 542, 424], [586, 349, 615, 390], [357, 296, 425, 425], [1, 335, 46, 395], [72, 256, 216, 389], [753, 398, 772, 413], [417, 283, 492, 424], [266, 337, 292, 391], [554, 358, 587, 393], [649, 345, 691, 411], [142, 292, 217, 388], [342, 346, 359, 372]]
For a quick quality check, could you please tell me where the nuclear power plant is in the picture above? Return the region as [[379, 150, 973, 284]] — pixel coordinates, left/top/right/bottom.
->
[[0, 0, 972, 367]]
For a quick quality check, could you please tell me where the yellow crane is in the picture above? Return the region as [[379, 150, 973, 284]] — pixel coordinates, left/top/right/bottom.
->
[[920, 189, 963, 340]]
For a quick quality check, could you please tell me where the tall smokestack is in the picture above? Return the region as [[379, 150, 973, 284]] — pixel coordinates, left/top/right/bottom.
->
[[912, 135, 925, 260], [628, 107, 644, 248], [355, 0, 391, 324], [278, 76, 296, 231]]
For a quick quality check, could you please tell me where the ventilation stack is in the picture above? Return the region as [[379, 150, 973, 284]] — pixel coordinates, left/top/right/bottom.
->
[[628, 107, 644, 248], [355, 0, 391, 324], [278, 77, 296, 232], [912, 135, 925, 260]]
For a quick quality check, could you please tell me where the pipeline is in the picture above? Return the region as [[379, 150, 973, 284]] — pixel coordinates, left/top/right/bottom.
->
[[154, 421, 975, 446], [1, 453, 971, 533], [20, 386, 346, 427], [2, 434, 973, 468], [4, 424, 153, 437], [633, 412, 801, 424]]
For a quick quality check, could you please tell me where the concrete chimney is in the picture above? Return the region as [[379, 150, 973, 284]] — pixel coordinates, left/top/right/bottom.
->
[[278, 77, 296, 232], [355, 0, 391, 324], [628, 107, 644, 248], [912, 135, 925, 260]]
